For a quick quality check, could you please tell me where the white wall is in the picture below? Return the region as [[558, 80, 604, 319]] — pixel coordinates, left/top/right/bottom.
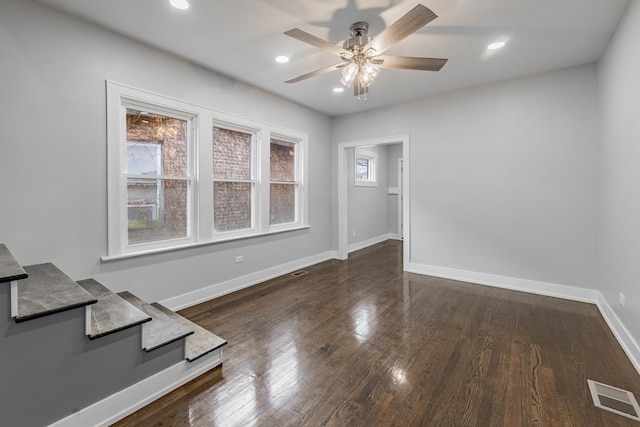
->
[[333, 64, 599, 289], [347, 145, 389, 247], [0, 0, 333, 303], [598, 1, 640, 346]]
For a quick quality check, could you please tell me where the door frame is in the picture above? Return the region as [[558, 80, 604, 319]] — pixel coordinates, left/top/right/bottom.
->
[[398, 158, 403, 239], [337, 134, 410, 271]]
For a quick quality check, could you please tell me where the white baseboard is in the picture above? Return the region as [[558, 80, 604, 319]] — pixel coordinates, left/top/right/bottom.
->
[[388, 233, 401, 241], [49, 348, 223, 427], [407, 262, 640, 375], [595, 294, 640, 375], [406, 262, 599, 303], [348, 234, 394, 254], [159, 251, 336, 311]]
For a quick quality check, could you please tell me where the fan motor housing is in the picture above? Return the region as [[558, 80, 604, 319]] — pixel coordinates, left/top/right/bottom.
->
[[343, 22, 372, 52], [350, 22, 369, 37], [343, 36, 372, 51]]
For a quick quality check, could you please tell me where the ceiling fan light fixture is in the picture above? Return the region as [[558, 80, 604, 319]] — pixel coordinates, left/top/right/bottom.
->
[[359, 61, 380, 88], [340, 62, 359, 88]]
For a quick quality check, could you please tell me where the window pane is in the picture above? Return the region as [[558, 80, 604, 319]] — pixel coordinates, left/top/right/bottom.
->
[[213, 127, 252, 179], [127, 142, 161, 175], [270, 183, 295, 225], [270, 139, 295, 181], [356, 158, 370, 180], [214, 182, 252, 232], [127, 178, 189, 244], [126, 109, 188, 176]]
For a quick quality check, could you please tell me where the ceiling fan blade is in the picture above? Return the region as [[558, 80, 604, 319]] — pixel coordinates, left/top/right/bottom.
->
[[284, 28, 352, 57], [364, 4, 438, 55], [284, 63, 346, 84], [353, 79, 369, 97], [374, 55, 448, 71]]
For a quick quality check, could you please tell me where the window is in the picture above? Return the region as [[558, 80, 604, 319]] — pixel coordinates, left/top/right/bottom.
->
[[270, 138, 298, 225], [106, 82, 308, 258], [355, 148, 377, 187], [126, 111, 192, 245], [213, 126, 255, 233]]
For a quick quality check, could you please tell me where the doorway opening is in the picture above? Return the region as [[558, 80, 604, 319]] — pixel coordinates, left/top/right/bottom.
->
[[337, 134, 410, 271]]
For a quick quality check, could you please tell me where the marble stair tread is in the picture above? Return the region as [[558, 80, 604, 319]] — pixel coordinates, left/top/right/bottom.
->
[[118, 291, 194, 352], [0, 243, 27, 283], [15, 263, 97, 322], [151, 303, 228, 362], [77, 279, 151, 339]]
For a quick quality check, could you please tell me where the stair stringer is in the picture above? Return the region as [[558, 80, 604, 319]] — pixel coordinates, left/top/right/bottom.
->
[[0, 284, 188, 427], [49, 348, 223, 427]]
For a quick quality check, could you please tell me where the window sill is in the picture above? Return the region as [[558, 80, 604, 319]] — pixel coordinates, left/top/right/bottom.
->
[[355, 181, 378, 187], [101, 225, 310, 262]]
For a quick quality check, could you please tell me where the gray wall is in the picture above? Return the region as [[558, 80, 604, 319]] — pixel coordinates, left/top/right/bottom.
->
[[333, 64, 599, 289], [598, 1, 640, 348], [347, 145, 389, 246], [0, 0, 333, 303]]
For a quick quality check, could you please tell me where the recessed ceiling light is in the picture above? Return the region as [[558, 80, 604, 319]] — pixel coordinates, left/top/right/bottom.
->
[[487, 41, 506, 50], [170, 0, 189, 10], [275, 56, 290, 63], [333, 87, 345, 93]]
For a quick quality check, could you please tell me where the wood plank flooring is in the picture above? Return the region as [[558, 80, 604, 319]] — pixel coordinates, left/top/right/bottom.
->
[[114, 240, 640, 426]]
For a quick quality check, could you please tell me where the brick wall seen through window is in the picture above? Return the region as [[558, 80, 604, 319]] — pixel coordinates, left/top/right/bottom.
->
[[126, 111, 189, 244]]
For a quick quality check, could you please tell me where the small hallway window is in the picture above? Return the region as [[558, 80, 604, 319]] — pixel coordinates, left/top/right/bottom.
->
[[355, 148, 377, 187]]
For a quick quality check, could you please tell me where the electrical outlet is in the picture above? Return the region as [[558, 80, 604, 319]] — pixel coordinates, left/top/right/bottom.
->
[[619, 292, 626, 307], [235, 255, 244, 264]]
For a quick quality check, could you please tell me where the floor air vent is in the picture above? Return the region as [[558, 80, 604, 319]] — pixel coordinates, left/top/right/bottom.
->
[[588, 379, 640, 421], [291, 270, 308, 277]]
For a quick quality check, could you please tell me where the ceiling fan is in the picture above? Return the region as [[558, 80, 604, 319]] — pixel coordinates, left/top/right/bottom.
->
[[283, 4, 448, 97]]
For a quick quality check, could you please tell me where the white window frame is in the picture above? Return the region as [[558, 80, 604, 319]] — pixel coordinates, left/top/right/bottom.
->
[[354, 148, 378, 187], [105, 81, 309, 260], [212, 121, 259, 239], [269, 135, 302, 229]]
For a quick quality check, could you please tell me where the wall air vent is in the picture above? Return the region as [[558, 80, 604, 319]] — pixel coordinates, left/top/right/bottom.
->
[[588, 379, 640, 421]]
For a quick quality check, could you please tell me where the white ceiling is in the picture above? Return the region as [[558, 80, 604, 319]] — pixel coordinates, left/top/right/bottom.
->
[[34, 0, 629, 117]]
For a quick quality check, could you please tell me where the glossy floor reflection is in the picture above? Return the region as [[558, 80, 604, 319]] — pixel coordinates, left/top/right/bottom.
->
[[115, 240, 640, 426]]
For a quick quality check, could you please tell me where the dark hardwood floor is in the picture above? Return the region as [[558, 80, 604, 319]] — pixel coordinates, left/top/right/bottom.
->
[[115, 240, 640, 426]]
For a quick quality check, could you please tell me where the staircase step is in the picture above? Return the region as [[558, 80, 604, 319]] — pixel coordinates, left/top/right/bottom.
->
[[118, 291, 193, 352], [151, 303, 227, 362], [0, 243, 27, 283], [14, 263, 97, 322], [77, 279, 151, 339]]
